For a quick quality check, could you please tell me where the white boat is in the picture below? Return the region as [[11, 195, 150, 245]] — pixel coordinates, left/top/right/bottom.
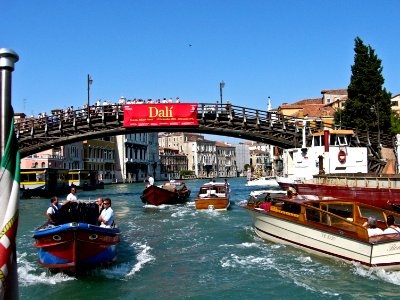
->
[[249, 190, 286, 200], [275, 128, 400, 209], [246, 176, 279, 187], [245, 194, 400, 270], [276, 129, 368, 187]]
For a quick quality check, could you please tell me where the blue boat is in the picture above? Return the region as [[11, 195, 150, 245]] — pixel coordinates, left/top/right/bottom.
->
[[32, 202, 120, 274]]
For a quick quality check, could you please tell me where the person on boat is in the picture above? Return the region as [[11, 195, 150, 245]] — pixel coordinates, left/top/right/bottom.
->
[[46, 196, 73, 225], [66, 186, 78, 201], [145, 176, 155, 188], [96, 197, 104, 214], [260, 196, 272, 211], [364, 217, 383, 237], [383, 215, 400, 234], [287, 187, 297, 198], [98, 198, 114, 228], [95, 197, 105, 225], [265, 193, 272, 202]]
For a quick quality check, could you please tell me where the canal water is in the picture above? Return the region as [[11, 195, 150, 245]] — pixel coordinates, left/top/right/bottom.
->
[[16, 178, 400, 299]]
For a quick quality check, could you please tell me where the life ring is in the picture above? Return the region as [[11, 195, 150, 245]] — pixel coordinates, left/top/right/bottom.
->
[[338, 150, 346, 163]]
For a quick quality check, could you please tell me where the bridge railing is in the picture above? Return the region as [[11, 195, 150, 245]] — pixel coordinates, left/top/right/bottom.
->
[[14, 102, 392, 155]]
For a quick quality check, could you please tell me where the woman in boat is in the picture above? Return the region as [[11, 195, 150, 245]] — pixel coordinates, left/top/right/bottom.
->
[[383, 215, 400, 234], [260, 195, 272, 211]]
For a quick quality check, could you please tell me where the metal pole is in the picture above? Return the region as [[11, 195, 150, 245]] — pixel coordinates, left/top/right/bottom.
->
[[377, 103, 381, 148], [0, 48, 19, 163], [219, 80, 224, 106]]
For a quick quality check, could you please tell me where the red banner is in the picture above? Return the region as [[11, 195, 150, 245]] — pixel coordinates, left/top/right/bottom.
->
[[123, 103, 199, 127]]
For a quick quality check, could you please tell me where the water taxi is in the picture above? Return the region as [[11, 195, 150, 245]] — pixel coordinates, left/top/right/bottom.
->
[[195, 181, 230, 210], [245, 194, 400, 270]]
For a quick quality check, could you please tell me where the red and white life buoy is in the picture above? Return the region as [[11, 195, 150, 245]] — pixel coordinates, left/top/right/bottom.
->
[[338, 150, 346, 163]]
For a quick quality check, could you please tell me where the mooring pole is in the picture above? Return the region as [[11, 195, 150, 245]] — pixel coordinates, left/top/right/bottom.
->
[[0, 48, 19, 163]]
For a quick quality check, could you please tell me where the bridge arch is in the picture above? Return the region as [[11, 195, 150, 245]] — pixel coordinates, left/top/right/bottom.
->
[[15, 102, 391, 174]]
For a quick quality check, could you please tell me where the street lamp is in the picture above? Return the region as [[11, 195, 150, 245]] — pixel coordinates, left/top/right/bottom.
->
[[370, 104, 381, 149], [219, 80, 225, 106], [87, 74, 93, 110]]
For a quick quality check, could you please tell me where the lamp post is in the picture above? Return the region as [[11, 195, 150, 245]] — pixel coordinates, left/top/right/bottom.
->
[[370, 104, 381, 149], [87, 74, 93, 109], [219, 80, 225, 106]]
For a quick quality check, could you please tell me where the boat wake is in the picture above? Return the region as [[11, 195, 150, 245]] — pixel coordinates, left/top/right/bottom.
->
[[17, 252, 75, 286], [351, 262, 400, 286], [126, 242, 155, 277]]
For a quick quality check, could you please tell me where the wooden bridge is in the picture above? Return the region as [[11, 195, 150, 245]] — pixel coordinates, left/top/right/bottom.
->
[[15, 103, 393, 173]]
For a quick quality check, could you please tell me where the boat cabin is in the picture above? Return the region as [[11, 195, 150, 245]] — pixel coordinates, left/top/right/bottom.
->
[[198, 183, 228, 198], [257, 195, 400, 242], [280, 129, 368, 181], [310, 130, 354, 148]]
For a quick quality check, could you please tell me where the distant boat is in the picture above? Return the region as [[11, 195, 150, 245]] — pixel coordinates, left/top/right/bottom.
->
[[141, 180, 191, 206], [245, 194, 400, 270], [32, 201, 120, 274], [20, 168, 70, 198], [246, 176, 279, 187], [195, 181, 230, 211]]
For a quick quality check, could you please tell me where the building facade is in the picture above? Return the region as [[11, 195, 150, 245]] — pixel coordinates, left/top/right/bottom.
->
[[115, 132, 160, 182]]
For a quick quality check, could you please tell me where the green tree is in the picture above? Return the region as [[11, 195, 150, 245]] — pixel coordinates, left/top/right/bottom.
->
[[337, 37, 392, 133]]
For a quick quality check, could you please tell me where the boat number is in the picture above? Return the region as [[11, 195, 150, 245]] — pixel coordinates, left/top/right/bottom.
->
[[89, 234, 98, 240], [321, 233, 336, 241], [387, 244, 400, 252], [52, 235, 62, 241]]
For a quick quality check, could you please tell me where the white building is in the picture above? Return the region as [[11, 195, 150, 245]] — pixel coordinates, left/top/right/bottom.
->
[[115, 132, 160, 182]]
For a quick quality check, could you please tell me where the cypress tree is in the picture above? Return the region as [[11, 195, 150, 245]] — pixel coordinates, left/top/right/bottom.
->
[[337, 37, 392, 134]]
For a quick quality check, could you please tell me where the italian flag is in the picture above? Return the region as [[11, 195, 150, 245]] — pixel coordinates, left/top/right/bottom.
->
[[0, 115, 20, 299]]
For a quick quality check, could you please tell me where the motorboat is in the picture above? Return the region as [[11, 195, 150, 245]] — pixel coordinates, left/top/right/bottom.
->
[[246, 176, 279, 187], [245, 194, 400, 270], [195, 181, 230, 210], [32, 201, 120, 274], [141, 180, 191, 206]]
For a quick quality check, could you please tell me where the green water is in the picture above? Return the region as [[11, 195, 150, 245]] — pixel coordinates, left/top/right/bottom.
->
[[16, 178, 400, 299]]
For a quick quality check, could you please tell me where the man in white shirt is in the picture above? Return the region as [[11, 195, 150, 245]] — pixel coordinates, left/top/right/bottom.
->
[[383, 215, 400, 234], [364, 217, 383, 237], [67, 187, 78, 201], [98, 198, 114, 228]]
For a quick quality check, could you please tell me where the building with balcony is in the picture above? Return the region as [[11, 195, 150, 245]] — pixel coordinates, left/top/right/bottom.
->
[[216, 142, 237, 178], [159, 147, 189, 180], [83, 137, 116, 184], [115, 132, 160, 182]]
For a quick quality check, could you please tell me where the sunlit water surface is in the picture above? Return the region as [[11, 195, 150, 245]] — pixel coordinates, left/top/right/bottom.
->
[[16, 178, 400, 299]]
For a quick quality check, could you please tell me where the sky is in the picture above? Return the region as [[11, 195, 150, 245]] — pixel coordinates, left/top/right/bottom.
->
[[1, 0, 400, 142]]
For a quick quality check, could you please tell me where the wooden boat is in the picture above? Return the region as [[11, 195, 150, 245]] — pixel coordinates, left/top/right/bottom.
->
[[245, 194, 400, 270], [246, 176, 279, 187], [141, 180, 191, 206], [195, 182, 230, 210], [32, 201, 120, 274]]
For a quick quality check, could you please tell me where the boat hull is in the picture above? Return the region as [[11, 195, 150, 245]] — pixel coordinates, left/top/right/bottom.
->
[[141, 184, 191, 206], [33, 222, 120, 273], [195, 197, 230, 210], [247, 208, 400, 270]]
